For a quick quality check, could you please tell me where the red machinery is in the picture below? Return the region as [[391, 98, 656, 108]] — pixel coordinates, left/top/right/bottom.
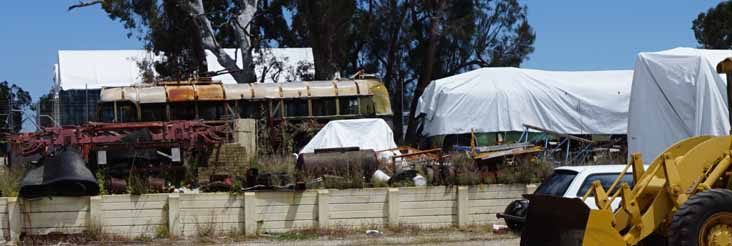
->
[[10, 120, 231, 193]]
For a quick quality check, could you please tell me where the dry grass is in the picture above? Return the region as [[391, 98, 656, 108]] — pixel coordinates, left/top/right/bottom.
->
[[194, 211, 219, 243], [0, 165, 24, 197], [251, 155, 295, 174]]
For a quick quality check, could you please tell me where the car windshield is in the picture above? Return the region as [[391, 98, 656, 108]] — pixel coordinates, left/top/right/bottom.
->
[[576, 173, 634, 196], [534, 170, 578, 196]]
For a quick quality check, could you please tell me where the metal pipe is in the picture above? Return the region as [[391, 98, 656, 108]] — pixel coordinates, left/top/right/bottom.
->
[[727, 72, 732, 135], [701, 154, 732, 189]]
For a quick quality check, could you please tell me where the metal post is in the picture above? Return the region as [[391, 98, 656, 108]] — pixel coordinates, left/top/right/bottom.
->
[[727, 72, 732, 135], [565, 139, 571, 164]]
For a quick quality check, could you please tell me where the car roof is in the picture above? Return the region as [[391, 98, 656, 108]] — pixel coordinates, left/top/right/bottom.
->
[[554, 164, 631, 174]]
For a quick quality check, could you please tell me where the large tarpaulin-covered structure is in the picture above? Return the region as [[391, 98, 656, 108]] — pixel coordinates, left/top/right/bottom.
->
[[299, 118, 397, 154], [55, 48, 314, 89], [628, 47, 732, 163], [416, 67, 633, 137]]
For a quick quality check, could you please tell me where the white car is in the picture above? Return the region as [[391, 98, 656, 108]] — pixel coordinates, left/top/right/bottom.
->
[[535, 165, 635, 210], [499, 165, 635, 231]]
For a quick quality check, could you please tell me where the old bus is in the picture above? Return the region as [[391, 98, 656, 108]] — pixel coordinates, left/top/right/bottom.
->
[[96, 78, 393, 151]]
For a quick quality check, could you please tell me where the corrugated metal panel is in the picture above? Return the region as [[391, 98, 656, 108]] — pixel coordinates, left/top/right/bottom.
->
[[281, 82, 309, 98], [166, 86, 195, 102], [195, 84, 225, 101], [308, 81, 336, 97], [223, 84, 253, 100], [335, 81, 359, 96], [100, 87, 124, 102], [122, 87, 140, 102], [138, 87, 166, 103]]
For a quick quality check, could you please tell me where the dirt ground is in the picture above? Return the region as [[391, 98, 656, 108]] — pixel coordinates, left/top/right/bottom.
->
[[19, 226, 520, 245], [27, 231, 519, 246], [213, 232, 518, 246]]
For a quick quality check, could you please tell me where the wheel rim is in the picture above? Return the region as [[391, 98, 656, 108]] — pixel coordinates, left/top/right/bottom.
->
[[700, 212, 732, 246]]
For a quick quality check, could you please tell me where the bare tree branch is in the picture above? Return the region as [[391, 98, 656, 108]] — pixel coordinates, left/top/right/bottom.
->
[[68, 0, 103, 11], [178, 0, 258, 83]]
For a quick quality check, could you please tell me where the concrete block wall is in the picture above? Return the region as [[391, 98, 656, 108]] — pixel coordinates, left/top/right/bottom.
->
[[0, 184, 533, 242]]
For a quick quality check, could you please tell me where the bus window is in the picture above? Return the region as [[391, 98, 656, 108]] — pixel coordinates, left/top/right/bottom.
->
[[118, 103, 138, 122], [272, 100, 283, 118], [169, 102, 196, 120], [239, 101, 258, 118], [311, 98, 337, 116], [99, 103, 115, 122], [339, 97, 359, 115], [141, 103, 166, 122], [198, 102, 225, 120], [285, 99, 309, 117]]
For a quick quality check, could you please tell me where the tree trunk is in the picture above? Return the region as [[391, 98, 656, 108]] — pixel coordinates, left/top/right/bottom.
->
[[188, 16, 209, 75], [301, 0, 336, 80], [405, 15, 440, 146], [299, 0, 354, 80], [385, 0, 405, 144], [180, 0, 257, 83], [233, 0, 258, 83]]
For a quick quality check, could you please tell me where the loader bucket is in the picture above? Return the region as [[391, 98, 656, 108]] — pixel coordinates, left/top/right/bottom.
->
[[520, 194, 590, 246], [581, 209, 626, 246]]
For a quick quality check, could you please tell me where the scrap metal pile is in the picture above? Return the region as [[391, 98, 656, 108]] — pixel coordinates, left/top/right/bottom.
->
[[9, 120, 230, 197]]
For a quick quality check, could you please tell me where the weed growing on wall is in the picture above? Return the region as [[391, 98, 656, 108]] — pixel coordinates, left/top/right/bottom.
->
[[0, 165, 23, 197]]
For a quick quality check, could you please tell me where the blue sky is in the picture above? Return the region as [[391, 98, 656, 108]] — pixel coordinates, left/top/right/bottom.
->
[[0, 0, 726, 102]]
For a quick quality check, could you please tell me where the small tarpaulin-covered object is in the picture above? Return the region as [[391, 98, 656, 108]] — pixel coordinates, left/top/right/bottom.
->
[[416, 67, 633, 137], [628, 47, 732, 163], [299, 118, 397, 154]]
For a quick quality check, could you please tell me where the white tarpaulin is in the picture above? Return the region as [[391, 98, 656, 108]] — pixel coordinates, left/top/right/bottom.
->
[[416, 67, 633, 137], [299, 118, 397, 154], [57, 50, 157, 90], [628, 47, 732, 163], [56, 48, 314, 89]]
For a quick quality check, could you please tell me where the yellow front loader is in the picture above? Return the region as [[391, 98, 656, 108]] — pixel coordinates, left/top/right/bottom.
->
[[521, 60, 732, 246], [522, 136, 732, 246]]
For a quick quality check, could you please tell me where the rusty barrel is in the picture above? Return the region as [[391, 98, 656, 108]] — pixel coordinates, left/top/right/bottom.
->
[[296, 147, 378, 182]]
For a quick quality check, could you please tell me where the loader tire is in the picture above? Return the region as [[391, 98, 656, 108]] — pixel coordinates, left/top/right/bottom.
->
[[668, 189, 732, 246]]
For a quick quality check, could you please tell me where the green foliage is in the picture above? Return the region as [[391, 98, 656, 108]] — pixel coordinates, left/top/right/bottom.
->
[[0, 166, 24, 197], [0, 81, 32, 133], [89, 0, 228, 80], [96, 169, 108, 195], [127, 174, 148, 195], [496, 158, 552, 184], [156, 203, 170, 239], [271, 231, 319, 241], [693, 1, 732, 49]]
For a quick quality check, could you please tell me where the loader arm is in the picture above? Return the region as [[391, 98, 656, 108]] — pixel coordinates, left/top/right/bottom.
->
[[520, 136, 732, 246], [582, 136, 732, 246]]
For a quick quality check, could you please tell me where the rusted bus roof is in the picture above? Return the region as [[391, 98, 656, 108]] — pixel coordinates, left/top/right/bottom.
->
[[253, 83, 281, 98], [98, 79, 381, 103], [138, 87, 166, 103], [308, 81, 335, 97], [100, 87, 123, 102], [122, 87, 139, 101], [335, 81, 359, 96], [281, 83, 309, 98], [194, 84, 225, 101], [222, 84, 253, 100], [166, 85, 195, 102]]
